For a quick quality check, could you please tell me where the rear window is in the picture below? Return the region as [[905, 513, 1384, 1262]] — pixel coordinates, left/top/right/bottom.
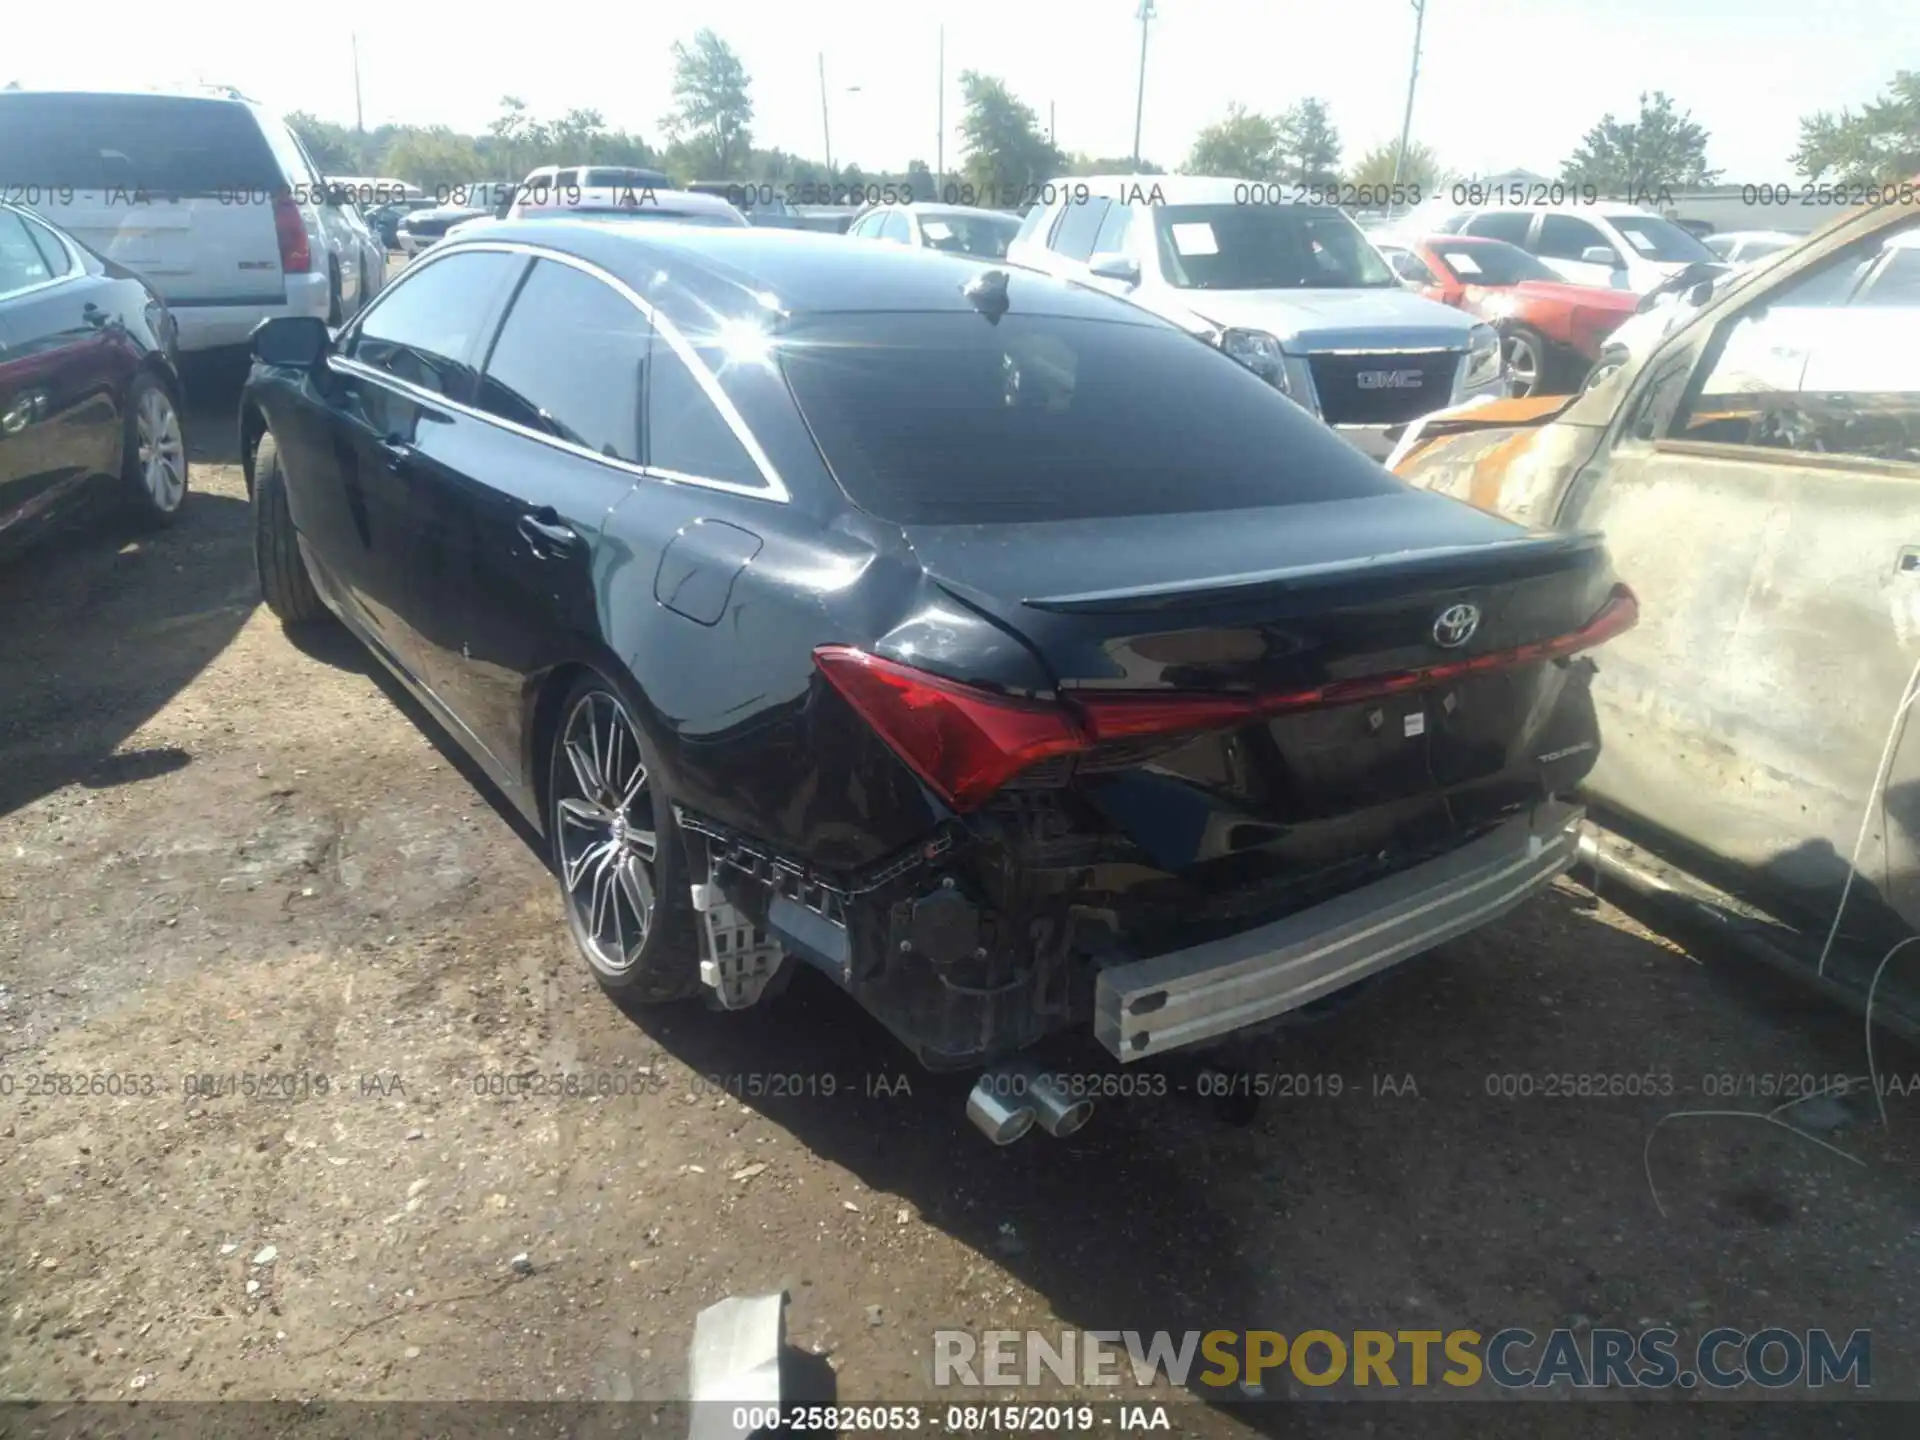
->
[[778, 312, 1401, 524], [0, 94, 281, 195]]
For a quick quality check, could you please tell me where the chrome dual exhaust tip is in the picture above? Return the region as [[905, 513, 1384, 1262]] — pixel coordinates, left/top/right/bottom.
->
[[965, 1066, 1095, 1144]]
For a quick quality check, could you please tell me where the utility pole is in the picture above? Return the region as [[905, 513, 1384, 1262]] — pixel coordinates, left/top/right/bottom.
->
[[351, 33, 364, 132], [818, 53, 833, 177], [1049, 100, 1056, 147], [936, 26, 944, 199], [1391, 0, 1427, 189], [1131, 0, 1156, 169]]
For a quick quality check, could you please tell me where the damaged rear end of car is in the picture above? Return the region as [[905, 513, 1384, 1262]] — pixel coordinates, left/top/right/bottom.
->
[[673, 300, 1637, 1077]]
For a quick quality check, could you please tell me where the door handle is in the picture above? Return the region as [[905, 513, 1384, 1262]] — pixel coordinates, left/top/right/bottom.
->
[[82, 302, 112, 329], [519, 509, 580, 556], [377, 438, 412, 472], [1899, 546, 1920, 576]]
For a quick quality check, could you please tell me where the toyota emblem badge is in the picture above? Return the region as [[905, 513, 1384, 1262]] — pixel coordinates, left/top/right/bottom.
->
[[1432, 602, 1481, 648]]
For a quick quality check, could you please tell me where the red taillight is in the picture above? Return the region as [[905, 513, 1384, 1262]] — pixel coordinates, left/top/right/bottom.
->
[[812, 647, 1086, 811], [272, 191, 312, 274], [813, 584, 1638, 809]]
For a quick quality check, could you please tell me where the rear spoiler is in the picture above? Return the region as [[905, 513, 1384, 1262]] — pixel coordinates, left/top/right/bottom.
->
[[1024, 530, 1604, 614], [1383, 392, 1573, 472]]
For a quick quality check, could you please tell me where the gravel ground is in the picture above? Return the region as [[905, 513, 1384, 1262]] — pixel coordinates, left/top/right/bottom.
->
[[1, 338, 1917, 1434]]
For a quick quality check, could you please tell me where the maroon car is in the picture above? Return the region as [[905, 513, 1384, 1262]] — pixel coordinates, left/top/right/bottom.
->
[[0, 202, 187, 556]]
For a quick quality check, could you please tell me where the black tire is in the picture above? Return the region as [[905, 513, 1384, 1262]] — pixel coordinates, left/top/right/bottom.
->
[[326, 260, 343, 326], [251, 429, 328, 625], [120, 371, 189, 528], [359, 260, 373, 315], [548, 675, 701, 1004], [1502, 325, 1554, 398]]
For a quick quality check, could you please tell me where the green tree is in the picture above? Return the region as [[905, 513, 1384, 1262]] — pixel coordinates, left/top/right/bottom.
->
[[1346, 139, 1446, 191], [906, 158, 936, 200], [1793, 70, 1920, 185], [1063, 152, 1164, 176], [285, 111, 371, 174], [957, 71, 1063, 196], [663, 29, 754, 178], [1185, 103, 1281, 179], [1560, 91, 1720, 194], [383, 128, 485, 190], [1275, 99, 1341, 186]]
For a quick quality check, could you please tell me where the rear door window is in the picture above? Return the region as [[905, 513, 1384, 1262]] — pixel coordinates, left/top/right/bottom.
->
[[0, 94, 282, 194], [880, 211, 911, 243], [347, 249, 526, 401], [476, 258, 649, 462], [779, 312, 1400, 524]]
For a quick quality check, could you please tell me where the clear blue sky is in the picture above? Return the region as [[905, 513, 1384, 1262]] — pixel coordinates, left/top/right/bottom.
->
[[7, 0, 1912, 181]]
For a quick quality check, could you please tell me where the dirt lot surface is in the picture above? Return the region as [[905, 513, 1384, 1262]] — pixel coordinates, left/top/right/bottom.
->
[[3, 346, 1919, 1434]]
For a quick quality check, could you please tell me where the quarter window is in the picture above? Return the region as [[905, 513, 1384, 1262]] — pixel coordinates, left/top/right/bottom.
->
[[1461, 211, 1533, 246], [476, 259, 650, 463], [348, 249, 525, 400], [879, 211, 911, 243], [1092, 202, 1133, 256], [648, 340, 765, 489], [0, 210, 56, 293], [1049, 197, 1112, 261], [17, 214, 73, 278]]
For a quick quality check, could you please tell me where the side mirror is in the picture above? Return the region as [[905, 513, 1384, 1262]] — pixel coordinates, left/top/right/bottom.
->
[[1088, 251, 1141, 286], [1686, 279, 1716, 307], [251, 315, 332, 368], [1581, 245, 1621, 267]]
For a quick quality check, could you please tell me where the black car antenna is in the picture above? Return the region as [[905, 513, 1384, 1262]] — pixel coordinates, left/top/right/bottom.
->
[[962, 268, 1011, 323]]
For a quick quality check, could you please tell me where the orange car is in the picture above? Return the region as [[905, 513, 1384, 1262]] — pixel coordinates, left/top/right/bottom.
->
[[1379, 234, 1641, 397]]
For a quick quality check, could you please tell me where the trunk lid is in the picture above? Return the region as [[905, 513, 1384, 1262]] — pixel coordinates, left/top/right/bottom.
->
[[900, 492, 1620, 871]]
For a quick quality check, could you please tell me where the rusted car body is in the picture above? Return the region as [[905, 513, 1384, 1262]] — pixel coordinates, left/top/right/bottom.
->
[[1390, 198, 1920, 1033]]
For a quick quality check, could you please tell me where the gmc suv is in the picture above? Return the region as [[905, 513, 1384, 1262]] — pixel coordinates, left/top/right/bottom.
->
[[1006, 175, 1507, 447]]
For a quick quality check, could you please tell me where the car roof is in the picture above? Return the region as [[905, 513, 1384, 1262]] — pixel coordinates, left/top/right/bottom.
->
[[904, 204, 1019, 220], [442, 220, 1165, 325], [513, 186, 744, 222]]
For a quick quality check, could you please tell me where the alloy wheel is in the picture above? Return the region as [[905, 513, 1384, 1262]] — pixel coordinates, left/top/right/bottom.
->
[[553, 690, 658, 977], [138, 388, 186, 511], [1504, 335, 1542, 397]]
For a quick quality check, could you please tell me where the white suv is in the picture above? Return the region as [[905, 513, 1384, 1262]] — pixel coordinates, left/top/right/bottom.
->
[[1417, 202, 1722, 293], [0, 87, 387, 352], [1006, 175, 1505, 442]]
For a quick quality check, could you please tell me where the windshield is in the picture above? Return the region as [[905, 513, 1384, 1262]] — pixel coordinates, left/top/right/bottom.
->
[[1428, 239, 1560, 285], [917, 212, 1020, 258], [1611, 215, 1717, 263], [778, 312, 1398, 524], [1150, 204, 1397, 290]]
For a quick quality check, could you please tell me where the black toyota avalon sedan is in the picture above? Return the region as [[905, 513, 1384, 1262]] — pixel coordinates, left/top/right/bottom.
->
[[240, 220, 1635, 1138]]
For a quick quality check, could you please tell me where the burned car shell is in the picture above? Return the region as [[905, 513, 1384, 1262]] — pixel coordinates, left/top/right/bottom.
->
[[1391, 197, 1920, 1029]]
